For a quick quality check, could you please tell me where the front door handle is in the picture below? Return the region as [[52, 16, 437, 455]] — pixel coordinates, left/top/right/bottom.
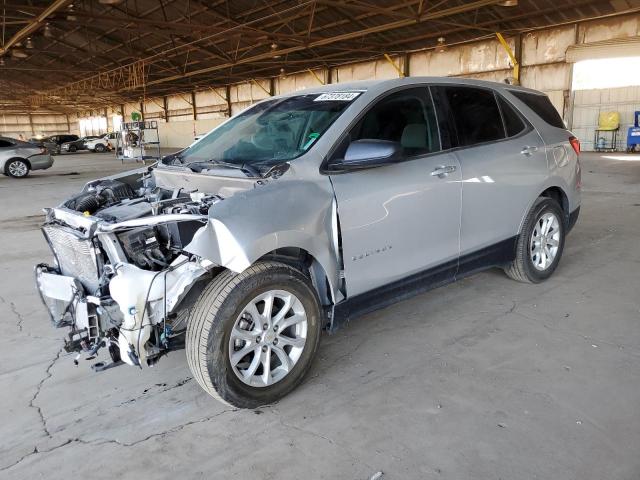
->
[[521, 145, 539, 156], [431, 165, 457, 178]]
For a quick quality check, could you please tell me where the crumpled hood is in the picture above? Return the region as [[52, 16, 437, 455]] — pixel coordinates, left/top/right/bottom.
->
[[152, 165, 260, 198]]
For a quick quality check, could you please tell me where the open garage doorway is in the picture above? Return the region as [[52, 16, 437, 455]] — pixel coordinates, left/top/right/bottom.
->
[[568, 43, 640, 151]]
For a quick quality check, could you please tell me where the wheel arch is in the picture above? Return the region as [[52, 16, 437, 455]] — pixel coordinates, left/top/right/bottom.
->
[[539, 185, 572, 230], [518, 184, 569, 235], [256, 246, 337, 310], [183, 223, 341, 312], [539, 186, 569, 216], [3, 157, 31, 174]]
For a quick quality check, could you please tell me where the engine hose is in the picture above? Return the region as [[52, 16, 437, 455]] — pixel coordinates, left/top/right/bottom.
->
[[75, 194, 100, 214]]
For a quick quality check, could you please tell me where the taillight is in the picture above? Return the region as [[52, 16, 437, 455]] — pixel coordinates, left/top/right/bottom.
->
[[570, 136, 582, 190], [569, 136, 580, 156], [39, 147, 46, 154]]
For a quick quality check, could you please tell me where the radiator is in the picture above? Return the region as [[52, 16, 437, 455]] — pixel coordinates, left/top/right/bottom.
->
[[42, 225, 100, 293]]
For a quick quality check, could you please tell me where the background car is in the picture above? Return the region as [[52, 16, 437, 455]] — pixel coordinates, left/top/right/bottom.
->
[[39, 134, 80, 154], [0, 136, 53, 178], [85, 132, 119, 152], [60, 135, 101, 153]]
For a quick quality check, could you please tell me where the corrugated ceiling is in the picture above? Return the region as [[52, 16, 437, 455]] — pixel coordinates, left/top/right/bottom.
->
[[0, 0, 633, 112]]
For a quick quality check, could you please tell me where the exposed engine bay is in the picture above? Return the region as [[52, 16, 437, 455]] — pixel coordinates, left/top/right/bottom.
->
[[65, 176, 220, 271], [35, 167, 247, 369]]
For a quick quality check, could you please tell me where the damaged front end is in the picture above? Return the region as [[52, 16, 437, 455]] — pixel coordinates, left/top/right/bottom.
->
[[35, 169, 225, 368]]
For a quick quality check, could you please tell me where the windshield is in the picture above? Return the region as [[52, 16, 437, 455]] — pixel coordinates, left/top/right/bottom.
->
[[179, 92, 360, 167]]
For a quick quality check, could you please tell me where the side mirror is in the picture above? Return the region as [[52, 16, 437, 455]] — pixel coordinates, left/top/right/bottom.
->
[[334, 139, 402, 170]]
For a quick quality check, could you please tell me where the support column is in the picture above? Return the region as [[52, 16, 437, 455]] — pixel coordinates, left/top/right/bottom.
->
[[403, 53, 410, 77], [191, 91, 197, 120], [163, 96, 169, 122], [496, 32, 520, 85], [225, 85, 232, 118]]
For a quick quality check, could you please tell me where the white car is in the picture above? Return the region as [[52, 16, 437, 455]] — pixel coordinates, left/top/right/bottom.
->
[[86, 133, 120, 152]]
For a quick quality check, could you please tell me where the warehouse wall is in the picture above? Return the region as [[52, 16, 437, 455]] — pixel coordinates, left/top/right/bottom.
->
[[55, 12, 640, 150], [0, 113, 77, 139], [157, 118, 226, 148]]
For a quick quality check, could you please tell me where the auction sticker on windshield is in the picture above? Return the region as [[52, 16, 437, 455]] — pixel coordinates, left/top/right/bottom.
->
[[314, 92, 361, 101]]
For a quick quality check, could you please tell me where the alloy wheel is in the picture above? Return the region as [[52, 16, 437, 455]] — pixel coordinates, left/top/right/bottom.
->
[[530, 212, 561, 271], [8, 160, 28, 177], [229, 290, 308, 387]]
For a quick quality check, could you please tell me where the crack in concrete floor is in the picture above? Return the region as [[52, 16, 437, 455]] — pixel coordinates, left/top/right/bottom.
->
[[1, 408, 237, 472], [28, 348, 63, 439]]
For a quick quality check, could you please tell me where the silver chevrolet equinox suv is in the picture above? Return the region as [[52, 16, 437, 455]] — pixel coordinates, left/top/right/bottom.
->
[[36, 78, 581, 407]]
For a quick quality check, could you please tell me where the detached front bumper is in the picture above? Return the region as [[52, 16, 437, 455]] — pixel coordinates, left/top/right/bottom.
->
[[35, 264, 84, 328], [35, 263, 111, 354]]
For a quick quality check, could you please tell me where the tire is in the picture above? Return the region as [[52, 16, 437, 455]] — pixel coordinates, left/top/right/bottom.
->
[[504, 197, 565, 283], [94, 144, 106, 153], [5, 158, 30, 178], [187, 261, 322, 408], [69, 145, 77, 152]]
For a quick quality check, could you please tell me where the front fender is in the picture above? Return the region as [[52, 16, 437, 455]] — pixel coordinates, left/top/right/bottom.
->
[[183, 178, 341, 299]]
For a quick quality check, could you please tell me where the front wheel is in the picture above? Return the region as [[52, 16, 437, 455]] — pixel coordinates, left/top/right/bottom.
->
[[186, 262, 322, 408], [504, 197, 565, 283], [94, 144, 106, 153], [69, 145, 77, 152]]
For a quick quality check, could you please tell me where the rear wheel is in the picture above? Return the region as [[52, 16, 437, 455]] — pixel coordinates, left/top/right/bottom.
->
[[504, 197, 565, 283], [5, 158, 30, 178], [69, 145, 77, 152], [186, 261, 322, 408]]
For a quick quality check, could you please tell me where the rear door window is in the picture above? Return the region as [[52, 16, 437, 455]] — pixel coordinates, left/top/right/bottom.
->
[[510, 91, 565, 129], [435, 86, 505, 147], [0, 140, 14, 148]]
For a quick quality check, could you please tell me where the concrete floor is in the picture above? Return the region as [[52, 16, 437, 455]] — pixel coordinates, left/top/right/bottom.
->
[[1, 151, 639, 480]]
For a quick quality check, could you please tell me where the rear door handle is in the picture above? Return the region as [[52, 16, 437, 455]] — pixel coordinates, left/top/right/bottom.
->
[[521, 145, 539, 156], [431, 165, 457, 178]]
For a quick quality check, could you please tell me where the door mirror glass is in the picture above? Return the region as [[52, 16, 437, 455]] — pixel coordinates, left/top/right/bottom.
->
[[336, 139, 402, 169]]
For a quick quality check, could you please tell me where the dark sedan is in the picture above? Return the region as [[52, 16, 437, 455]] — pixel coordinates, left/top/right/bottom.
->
[[38, 134, 80, 154]]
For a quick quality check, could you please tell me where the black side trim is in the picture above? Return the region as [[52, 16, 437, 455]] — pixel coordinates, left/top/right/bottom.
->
[[455, 236, 518, 281], [567, 207, 580, 233], [330, 236, 518, 333]]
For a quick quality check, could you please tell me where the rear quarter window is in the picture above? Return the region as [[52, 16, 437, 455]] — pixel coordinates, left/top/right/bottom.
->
[[497, 95, 526, 137], [510, 91, 565, 129]]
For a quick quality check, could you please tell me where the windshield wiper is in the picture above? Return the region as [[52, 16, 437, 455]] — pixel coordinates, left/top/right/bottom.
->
[[185, 160, 262, 178]]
